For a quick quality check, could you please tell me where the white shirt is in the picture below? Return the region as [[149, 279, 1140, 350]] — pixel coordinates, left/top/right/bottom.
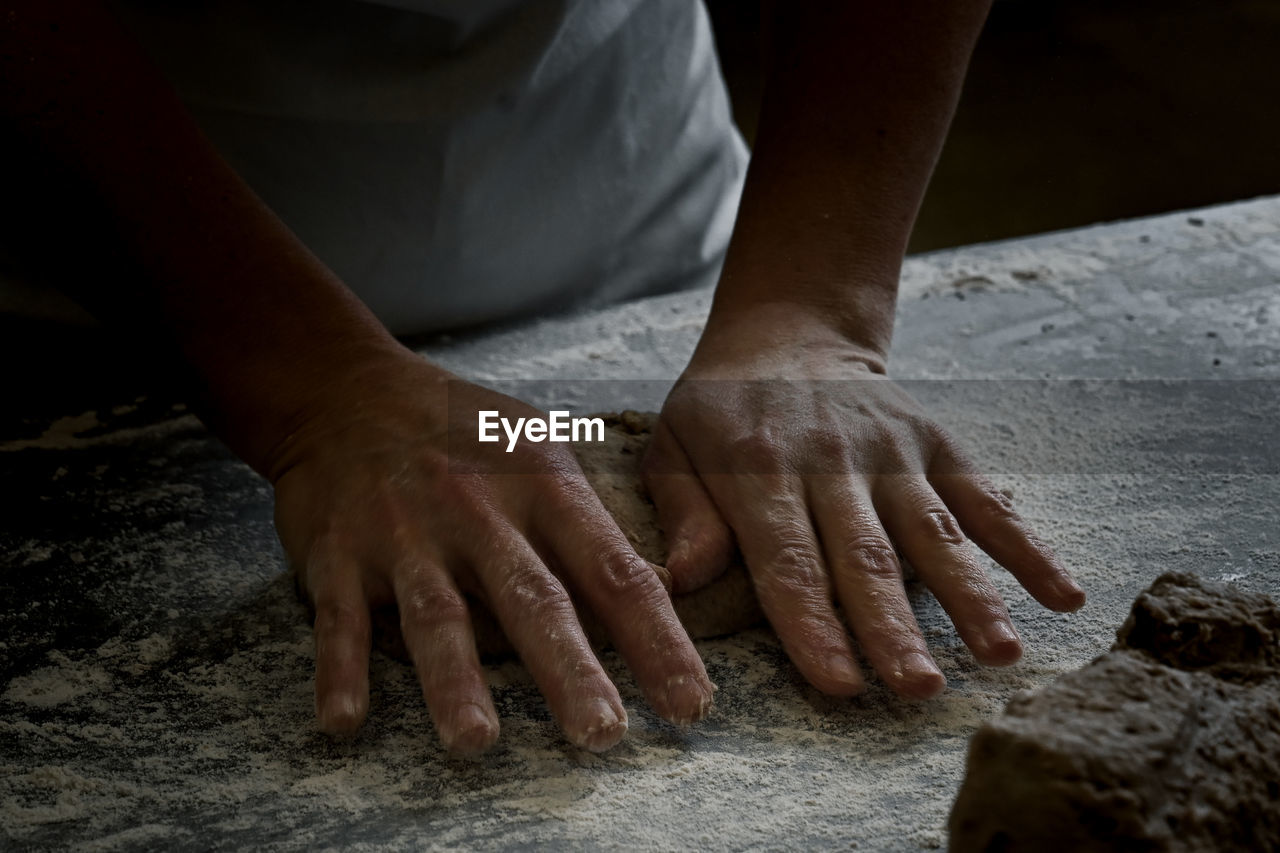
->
[[113, 0, 748, 334]]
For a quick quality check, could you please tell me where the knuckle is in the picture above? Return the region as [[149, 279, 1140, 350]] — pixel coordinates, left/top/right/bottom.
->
[[759, 540, 826, 595], [972, 487, 1019, 521], [594, 547, 660, 601], [921, 507, 967, 546], [398, 585, 467, 631], [494, 563, 573, 622], [842, 536, 902, 581]]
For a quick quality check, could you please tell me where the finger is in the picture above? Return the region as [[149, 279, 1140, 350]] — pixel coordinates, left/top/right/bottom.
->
[[393, 560, 500, 756], [536, 481, 716, 726], [309, 553, 373, 736], [875, 478, 1024, 666], [642, 419, 735, 593], [929, 446, 1085, 612], [809, 477, 946, 699], [703, 471, 864, 695], [473, 528, 628, 752]]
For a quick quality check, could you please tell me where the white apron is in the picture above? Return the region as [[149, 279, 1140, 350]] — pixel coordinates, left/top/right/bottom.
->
[[110, 0, 748, 334]]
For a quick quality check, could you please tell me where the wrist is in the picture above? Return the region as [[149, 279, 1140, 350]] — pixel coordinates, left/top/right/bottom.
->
[[706, 247, 899, 355], [210, 334, 437, 481], [689, 301, 888, 378]]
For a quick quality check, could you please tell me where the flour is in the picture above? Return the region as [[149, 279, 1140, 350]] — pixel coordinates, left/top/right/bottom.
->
[[0, 406, 196, 453], [4, 198, 1280, 850], [0, 566, 1083, 850], [8, 453, 1271, 850], [3, 652, 114, 708]]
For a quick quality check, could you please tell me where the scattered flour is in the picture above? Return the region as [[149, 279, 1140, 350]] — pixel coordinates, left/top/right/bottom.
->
[[4, 653, 114, 708], [5, 197, 1280, 849]]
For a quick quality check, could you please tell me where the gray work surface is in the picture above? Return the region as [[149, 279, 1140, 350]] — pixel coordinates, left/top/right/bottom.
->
[[4, 197, 1280, 851]]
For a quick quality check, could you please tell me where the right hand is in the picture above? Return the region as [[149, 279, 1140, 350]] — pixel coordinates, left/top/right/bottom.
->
[[268, 348, 714, 754], [640, 307, 1085, 700]]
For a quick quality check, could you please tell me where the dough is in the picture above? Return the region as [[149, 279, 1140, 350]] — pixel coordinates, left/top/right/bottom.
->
[[948, 572, 1280, 852], [374, 411, 762, 660]]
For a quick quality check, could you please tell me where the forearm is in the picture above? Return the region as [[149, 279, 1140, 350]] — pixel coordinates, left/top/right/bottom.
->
[[1, 0, 405, 472], [707, 0, 993, 362]]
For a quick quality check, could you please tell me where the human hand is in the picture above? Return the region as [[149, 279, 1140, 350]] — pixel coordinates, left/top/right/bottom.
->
[[268, 348, 714, 754], [644, 306, 1085, 699]]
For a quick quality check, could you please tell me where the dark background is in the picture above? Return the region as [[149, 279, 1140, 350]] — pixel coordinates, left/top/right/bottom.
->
[[706, 0, 1280, 252], [6, 0, 1277, 408]]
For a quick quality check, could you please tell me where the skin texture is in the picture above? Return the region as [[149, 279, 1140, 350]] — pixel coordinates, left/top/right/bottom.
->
[[647, 312, 1081, 699], [644, 2, 1086, 699], [1, 0, 1083, 751], [0, 0, 713, 754], [271, 357, 715, 752]]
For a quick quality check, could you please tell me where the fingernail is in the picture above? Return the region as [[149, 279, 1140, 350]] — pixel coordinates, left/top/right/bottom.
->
[[574, 698, 628, 752], [900, 653, 947, 697], [1058, 581, 1087, 609], [902, 652, 941, 679], [318, 693, 361, 735], [443, 703, 499, 757], [992, 621, 1020, 644], [664, 673, 715, 725], [983, 622, 1023, 664], [827, 655, 862, 690]]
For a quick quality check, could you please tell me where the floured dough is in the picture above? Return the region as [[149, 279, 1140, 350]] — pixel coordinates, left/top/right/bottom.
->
[[948, 572, 1280, 852], [375, 411, 762, 660]]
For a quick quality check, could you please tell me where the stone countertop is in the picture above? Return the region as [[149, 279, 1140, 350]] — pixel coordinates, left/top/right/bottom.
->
[[3, 197, 1279, 851]]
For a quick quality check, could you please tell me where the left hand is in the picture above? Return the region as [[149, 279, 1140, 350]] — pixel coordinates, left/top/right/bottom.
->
[[643, 305, 1085, 699], [270, 350, 714, 753]]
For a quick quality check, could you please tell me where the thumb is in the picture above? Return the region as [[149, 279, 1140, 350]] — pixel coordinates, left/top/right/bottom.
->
[[642, 418, 735, 594]]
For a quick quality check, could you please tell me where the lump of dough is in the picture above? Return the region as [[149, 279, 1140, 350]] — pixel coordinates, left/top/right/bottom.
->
[[948, 572, 1280, 852]]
